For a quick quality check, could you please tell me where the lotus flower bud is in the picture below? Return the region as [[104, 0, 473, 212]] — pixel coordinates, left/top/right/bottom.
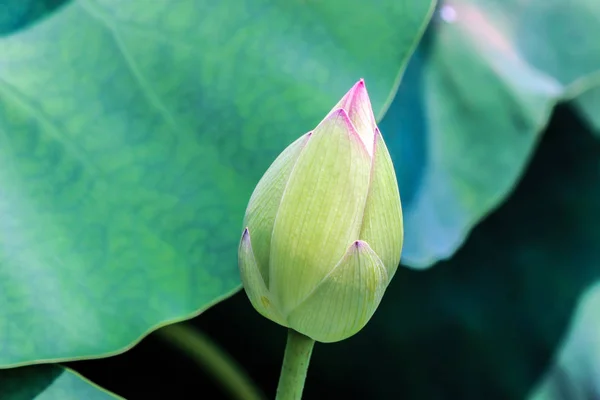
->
[[238, 80, 403, 343]]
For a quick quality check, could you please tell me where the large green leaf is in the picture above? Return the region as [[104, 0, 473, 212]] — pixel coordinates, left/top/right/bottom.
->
[[0, 0, 68, 34], [0, 365, 120, 399], [0, 0, 434, 365], [383, 0, 600, 268]]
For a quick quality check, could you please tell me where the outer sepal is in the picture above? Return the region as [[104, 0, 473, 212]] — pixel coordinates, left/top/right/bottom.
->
[[287, 240, 388, 343], [244, 133, 309, 284], [238, 228, 287, 326]]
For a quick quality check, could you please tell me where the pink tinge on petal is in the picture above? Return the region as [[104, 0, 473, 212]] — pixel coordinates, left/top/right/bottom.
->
[[314, 108, 370, 156], [372, 126, 381, 160], [242, 227, 250, 243], [337, 79, 367, 112], [373, 127, 383, 147], [332, 79, 377, 157]]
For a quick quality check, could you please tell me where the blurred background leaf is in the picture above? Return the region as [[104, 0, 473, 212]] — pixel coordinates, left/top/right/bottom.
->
[[0, 0, 68, 35], [575, 85, 600, 133], [528, 281, 600, 400], [0, 365, 119, 399], [383, 0, 600, 268], [0, 0, 434, 366]]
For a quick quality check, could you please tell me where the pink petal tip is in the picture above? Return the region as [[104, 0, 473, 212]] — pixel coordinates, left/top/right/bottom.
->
[[326, 108, 357, 132]]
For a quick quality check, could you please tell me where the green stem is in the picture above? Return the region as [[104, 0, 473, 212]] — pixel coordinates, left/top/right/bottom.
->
[[276, 329, 315, 400], [158, 323, 265, 400]]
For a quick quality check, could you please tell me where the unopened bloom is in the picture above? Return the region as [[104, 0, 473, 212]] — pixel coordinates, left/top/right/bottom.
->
[[238, 80, 403, 343]]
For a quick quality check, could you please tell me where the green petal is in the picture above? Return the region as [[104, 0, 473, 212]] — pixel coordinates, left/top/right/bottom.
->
[[238, 229, 287, 326], [288, 240, 388, 343], [360, 129, 404, 279], [269, 109, 372, 313], [244, 134, 309, 285], [333, 79, 377, 156]]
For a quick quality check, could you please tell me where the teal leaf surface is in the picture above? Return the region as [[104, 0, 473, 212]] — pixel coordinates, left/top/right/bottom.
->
[[383, 0, 600, 268], [0, 0, 68, 35], [0, 365, 120, 399], [0, 0, 434, 365]]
